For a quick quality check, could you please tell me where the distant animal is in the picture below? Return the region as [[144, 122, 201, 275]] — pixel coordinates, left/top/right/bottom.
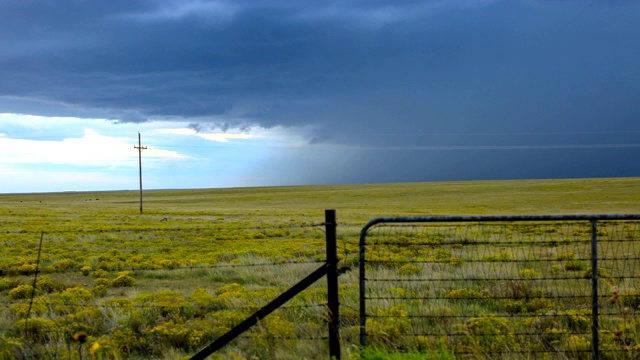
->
[[160, 217, 168, 222]]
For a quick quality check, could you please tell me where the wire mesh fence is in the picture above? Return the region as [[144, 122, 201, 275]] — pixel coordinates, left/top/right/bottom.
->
[[0, 224, 333, 359], [359, 216, 640, 359]]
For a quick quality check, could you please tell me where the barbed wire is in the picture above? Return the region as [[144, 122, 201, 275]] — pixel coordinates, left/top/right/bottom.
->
[[366, 257, 640, 264], [1, 221, 364, 237], [0, 300, 326, 312], [1, 223, 329, 236], [365, 275, 640, 281], [365, 310, 638, 319]]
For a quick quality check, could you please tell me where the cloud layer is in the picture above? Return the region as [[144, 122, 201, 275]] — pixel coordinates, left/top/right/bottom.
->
[[1, 0, 639, 187]]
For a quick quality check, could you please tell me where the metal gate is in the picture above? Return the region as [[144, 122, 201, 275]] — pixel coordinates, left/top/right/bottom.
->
[[359, 215, 640, 359]]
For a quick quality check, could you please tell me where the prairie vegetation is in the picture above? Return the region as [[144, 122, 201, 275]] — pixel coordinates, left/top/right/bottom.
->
[[0, 177, 639, 359], [363, 220, 640, 358]]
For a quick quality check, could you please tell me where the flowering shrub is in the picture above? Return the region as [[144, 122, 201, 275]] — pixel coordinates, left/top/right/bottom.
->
[[94, 278, 110, 287], [144, 320, 192, 350], [81, 265, 91, 276], [12, 318, 56, 343], [10, 298, 48, 317], [620, 289, 640, 309], [565, 260, 587, 271], [455, 315, 519, 353], [9, 284, 37, 299], [59, 286, 93, 303], [57, 308, 103, 335], [518, 268, 540, 278], [103, 297, 133, 308], [111, 274, 135, 287], [0, 337, 21, 359], [110, 327, 148, 354], [583, 266, 611, 280], [366, 306, 411, 347], [93, 269, 108, 279], [134, 290, 194, 319], [209, 307, 258, 337], [17, 263, 37, 275], [262, 315, 295, 338], [92, 284, 108, 297], [398, 263, 421, 276], [558, 309, 591, 332], [557, 252, 575, 261], [445, 288, 489, 301], [36, 275, 67, 293], [0, 277, 17, 291], [46, 258, 78, 272], [564, 335, 590, 354]]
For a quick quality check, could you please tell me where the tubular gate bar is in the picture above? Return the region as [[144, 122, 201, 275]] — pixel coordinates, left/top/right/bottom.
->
[[191, 210, 340, 360], [359, 214, 640, 360]]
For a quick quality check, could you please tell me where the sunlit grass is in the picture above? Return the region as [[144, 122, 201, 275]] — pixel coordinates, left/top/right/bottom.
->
[[0, 177, 639, 358]]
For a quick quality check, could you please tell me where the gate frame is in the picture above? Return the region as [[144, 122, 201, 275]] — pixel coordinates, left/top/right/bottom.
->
[[359, 214, 640, 360], [191, 210, 340, 360]]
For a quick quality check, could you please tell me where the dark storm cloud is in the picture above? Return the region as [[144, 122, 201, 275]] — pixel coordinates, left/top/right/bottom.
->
[[1, 0, 639, 182]]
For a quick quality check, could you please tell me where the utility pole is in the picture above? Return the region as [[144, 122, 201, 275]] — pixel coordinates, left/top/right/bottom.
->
[[134, 132, 147, 214]]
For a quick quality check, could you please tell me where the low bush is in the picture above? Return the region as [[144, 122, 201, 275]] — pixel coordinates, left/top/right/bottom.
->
[[398, 263, 422, 276], [518, 269, 540, 278], [9, 284, 37, 300], [620, 290, 640, 309], [565, 260, 587, 271], [36, 275, 67, 293], [0, 277, 17, 291], [111, 274, 135, 287], [445, 288, 489, 301], [17, 263, 37, 275], [12, 318, 56, 343], [46, 258, 78, 272], [455, 314, 519, 353]]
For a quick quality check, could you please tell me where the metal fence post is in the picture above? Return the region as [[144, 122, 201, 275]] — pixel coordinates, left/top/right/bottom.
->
[[359, 220, 372, 348], [325, 209, 340, 359], [591, 220, 599, 360]]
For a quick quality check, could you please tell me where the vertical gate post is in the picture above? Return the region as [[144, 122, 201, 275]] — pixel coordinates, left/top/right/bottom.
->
[[591, 220, 599, 360], [325, 210, 340, 359]]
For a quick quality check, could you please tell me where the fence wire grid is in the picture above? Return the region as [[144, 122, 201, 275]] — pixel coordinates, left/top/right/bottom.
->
[[0, 224, 333, 359], [360, 217, 640, 359]]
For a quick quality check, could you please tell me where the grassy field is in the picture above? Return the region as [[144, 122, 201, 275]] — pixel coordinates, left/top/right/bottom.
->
[[1, 177, 639, 359]]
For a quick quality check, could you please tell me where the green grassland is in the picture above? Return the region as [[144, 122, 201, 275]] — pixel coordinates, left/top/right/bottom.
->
[[0, 177, 639, 359]]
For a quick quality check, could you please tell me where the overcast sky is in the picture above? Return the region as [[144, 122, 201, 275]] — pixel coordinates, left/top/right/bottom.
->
[[1, 0, 639, 193]]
